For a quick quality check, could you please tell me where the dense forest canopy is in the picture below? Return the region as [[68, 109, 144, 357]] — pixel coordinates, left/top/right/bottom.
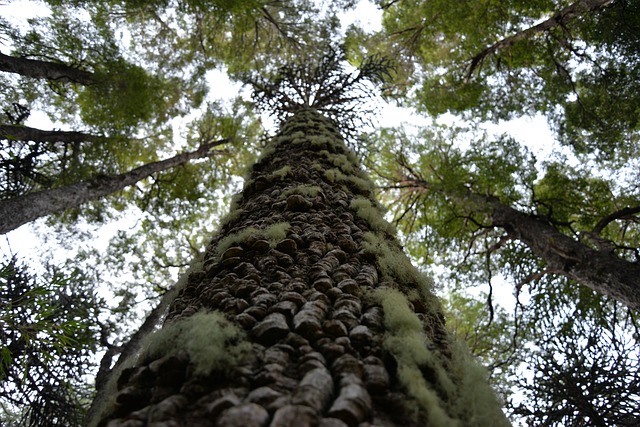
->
[[0, 0, 638, 426]]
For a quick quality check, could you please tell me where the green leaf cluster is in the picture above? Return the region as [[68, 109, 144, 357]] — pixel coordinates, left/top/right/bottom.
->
[[0, 256, 102, 427]]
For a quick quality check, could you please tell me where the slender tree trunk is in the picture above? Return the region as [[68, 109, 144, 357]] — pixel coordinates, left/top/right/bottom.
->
[[0, 139, 227, 234], [0, 52, 96, 84], [483, 194, 640, 310], [92, 109, 508, 427], [0, 124, 105, 144], [466, 0, 616, 78]]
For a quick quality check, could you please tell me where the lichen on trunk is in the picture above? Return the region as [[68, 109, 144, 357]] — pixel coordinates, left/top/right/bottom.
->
[[94, 109, 509, 427]]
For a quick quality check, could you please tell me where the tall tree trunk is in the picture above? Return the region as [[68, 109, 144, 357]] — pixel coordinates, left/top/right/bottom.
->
[[466, 0, 616, 79], [92, 109, 508, 427], [0, 139, 227, 234], [0, 52, 96, 85], [0, 124, 105, 144]]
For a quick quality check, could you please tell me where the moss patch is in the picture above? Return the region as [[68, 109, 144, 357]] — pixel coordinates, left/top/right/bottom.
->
[[282, 184, 322, 198], [141, 310, 250, 377], [350, 196, 396, 235], [214, 222, 291, 258], [361, 232, 434, 301], [324, 168, 374, 193], [269, 165, 292, 180], [373, 288, 458, 426], [449, 340, 510, 426]]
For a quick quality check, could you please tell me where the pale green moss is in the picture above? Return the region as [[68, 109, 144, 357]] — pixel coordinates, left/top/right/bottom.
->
[[269, 165, 292, 180], [319, 150, 356, 174], [325, 168, 339, 183], [347, 174, 374, 192], [214, 222, 290, 258], [263, 222, 290, 244], [324, 168, 374, 193], [218, 208, 244, 229], [373, 288, 458, 426], [141, 311, 250, 377], [308, 135, 332, 147], [255, 143, 276, 164], [361, 232, 434, 300], [350, 196, 396, 235], [346, 150, 360, 166], [282, 184, 322, 198], [449, 340, 511, 426], [215, 226, 259, 257]]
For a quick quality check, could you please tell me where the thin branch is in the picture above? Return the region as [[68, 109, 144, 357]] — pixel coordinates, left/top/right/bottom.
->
[[592, 206, 640, 236], [466, 0, 616, 80]]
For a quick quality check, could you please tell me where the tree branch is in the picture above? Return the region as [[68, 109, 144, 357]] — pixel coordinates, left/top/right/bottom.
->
[[0, 52, 96, 85], [0, 124, 106, 144], [591, 206, 640, 236], [466, 0, 616, 80], [0, 139, 230, 234]]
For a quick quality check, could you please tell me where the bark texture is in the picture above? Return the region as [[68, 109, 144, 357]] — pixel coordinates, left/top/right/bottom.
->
[[94, 110, 508, 427], [0, 140, 226, 234], [0, 52, 96, 84], [485, 195, 640, 310], [0, 124, 105, 144]]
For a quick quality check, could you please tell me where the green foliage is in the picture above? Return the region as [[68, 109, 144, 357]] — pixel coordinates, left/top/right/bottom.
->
[[377, 0, 640, 161], [0, 257, 101, 427], [371, 116, 639, 425], [443, 292, 514, 378], [77, 61, 179, 133]]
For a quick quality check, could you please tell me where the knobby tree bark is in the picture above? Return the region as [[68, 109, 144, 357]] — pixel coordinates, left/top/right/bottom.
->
[[0, 139, 228, 234], [92, 109, 508, 427], [0, 52, 96, 85]]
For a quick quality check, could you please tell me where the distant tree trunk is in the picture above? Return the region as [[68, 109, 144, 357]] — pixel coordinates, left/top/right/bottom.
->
[[0, 139, 227, 234], [0, 124, 105, 144], [483, 194, 640, 310], [92, 109, 508, 427], [0, 52, 96, 84]]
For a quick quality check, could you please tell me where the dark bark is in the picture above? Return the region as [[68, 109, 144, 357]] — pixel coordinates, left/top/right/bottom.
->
[[484, 195, 640, 310], [0, 124, 105, 144], [92, 109, 508, 426], [0, 52, 96, 85], [439, 189, 640, 310], [466, 0, 616, 79], [0, 139, 228, 234]]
